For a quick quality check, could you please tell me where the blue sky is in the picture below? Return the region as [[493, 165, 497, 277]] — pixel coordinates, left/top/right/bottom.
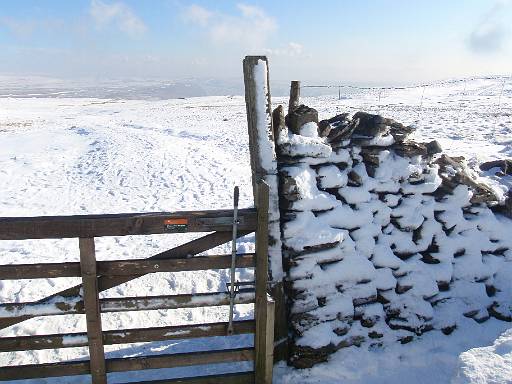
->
[[0, 0, 511, 84]]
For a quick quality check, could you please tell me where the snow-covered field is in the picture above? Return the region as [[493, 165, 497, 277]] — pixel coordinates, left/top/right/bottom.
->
[[0, 76, 511, 383]]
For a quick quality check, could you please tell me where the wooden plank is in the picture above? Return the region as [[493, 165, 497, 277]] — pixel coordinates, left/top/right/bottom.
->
[[0, 230, 250, 331], [254, 182, 272, 384], [120, 372, 255, 384], [254, 183, 270, 304], [0, 253, 255, 280], [0, 332, 88, 352], [0, 209, 257, 240], [0, 320, 255, 352], [99, 291, 255, 313], [79, 238, 106, 384], [103, 320, 254, 345], [106, 348, 254, 373], [0, 291, 255, 318], [264, 296, 275, 383], [0, 360, 89, 380], [97, 253, 255, 276], [288, 80, 301, 114], [0, 348, 254, 381], [0, 262, 81, 279], [0, 296, 83, 318]]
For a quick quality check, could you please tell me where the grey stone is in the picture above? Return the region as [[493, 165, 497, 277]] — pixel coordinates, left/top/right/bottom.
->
[[480, 159, 512, 175], [488, 302, 512, 322], [393, 142, 428, 157], [352, 112, 389, 137], [285, 104, 319, 134], [328, 113, 350, 125], [290, 335, 365, 369], [348, 170, 363, 186], [350, 112, 414, 143], [327, 118, 359, 143], [435, 155, 500, 205], [318, 120, 332, 137], [426, 140, 443, 155]]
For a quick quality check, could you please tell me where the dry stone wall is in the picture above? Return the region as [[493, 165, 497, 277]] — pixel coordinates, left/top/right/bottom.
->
[[274, 105, 512, 368]]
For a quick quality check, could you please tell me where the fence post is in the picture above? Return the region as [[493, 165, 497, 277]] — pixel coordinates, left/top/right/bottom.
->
[[79, 238, 107, 384], [289, 80, 301, 114], [243, 55, 272, 199], [255, 182, 274, 383], [243, 56, 288, 363]]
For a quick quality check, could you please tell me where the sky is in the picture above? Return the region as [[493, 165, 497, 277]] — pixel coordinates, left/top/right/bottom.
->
[[0, 0, 511, 85]]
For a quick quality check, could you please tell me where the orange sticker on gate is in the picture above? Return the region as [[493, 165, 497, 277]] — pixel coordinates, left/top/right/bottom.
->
[[164, 218, 188, 232], [164, 218, 188, 225]]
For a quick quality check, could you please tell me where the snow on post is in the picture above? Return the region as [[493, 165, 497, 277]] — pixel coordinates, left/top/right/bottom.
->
[[243, 56, 283, 282], [244, 56, 289, 362]]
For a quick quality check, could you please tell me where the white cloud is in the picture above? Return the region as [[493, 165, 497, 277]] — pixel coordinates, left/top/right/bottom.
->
[[468, 0, 510, 54], [469, 24, 507, 53], [182, 4, 212, 27], [265, 42, 304, 56], [182, 3, 277, 49], [89, 0, 146, 37]]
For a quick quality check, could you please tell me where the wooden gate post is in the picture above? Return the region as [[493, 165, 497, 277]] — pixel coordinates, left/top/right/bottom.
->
[[243, 56, 288, 363], [255, 182, 275, 383], [79, 238, 107, 384]]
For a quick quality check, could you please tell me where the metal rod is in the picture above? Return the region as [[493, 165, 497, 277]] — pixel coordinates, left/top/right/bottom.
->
[[227, 186, 240, 335]]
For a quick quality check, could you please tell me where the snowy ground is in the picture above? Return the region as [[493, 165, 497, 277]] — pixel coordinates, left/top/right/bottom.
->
[[0, 76, 511, 383]]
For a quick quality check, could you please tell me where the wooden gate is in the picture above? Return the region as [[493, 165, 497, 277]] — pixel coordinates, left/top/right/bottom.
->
[[0, 182, 274, 383]]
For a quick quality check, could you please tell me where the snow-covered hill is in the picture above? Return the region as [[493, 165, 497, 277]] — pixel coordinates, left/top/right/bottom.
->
[[0, 76, 511, 383]]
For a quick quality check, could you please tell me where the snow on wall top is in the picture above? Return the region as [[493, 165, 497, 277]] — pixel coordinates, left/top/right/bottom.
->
[[275, 106, 512, 368]]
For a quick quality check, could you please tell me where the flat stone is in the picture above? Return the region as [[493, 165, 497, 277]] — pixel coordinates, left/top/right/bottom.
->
[[480, 159, 512, 175], [328, 113, 350, 125], [327, 118, 358, 143], [393, 142, 428, 157]]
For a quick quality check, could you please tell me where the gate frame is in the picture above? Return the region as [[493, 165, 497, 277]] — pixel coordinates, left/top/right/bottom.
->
[[0, 183, 274, 383]]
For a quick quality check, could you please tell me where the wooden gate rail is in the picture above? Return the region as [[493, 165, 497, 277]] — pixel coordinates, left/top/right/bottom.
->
[[0, 320, 255, 352], [0, 253, 256, 280], [0, 182, 274, 383], [0, 209, 257, 240], [0, 347, 255, 381], [0, 291, 256, 318]]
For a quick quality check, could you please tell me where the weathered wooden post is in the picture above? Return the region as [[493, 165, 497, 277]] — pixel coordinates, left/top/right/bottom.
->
[[243, 56, 288, 364], [289, 80, 301, 114], [255, 182, 275, 383], [79, 238, 107, 384]]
